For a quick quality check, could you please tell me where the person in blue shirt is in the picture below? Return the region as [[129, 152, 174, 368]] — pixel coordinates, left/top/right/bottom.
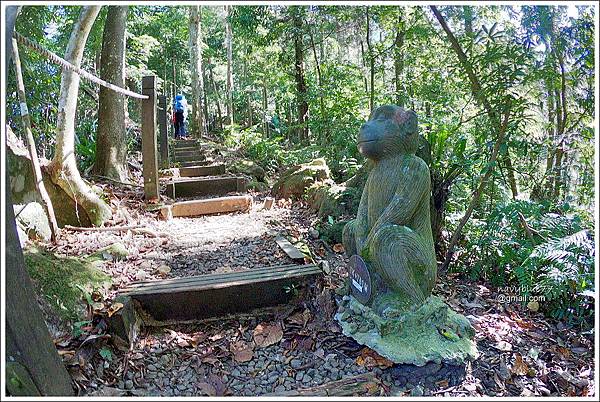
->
[[173, 94, 188, 138]]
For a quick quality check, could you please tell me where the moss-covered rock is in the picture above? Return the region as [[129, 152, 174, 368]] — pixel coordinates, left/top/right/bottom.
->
[[89, 242, 129, 261], [7, 128, 92, 227], [14, 202, 51, 243], [272, 158, 331, 199], [306, 182, 361, 218], [24, 247, 112, 322], [231, 159, 267, 182]]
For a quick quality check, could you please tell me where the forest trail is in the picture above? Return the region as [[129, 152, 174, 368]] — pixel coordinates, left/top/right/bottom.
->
[[38, 139, 594, 397]]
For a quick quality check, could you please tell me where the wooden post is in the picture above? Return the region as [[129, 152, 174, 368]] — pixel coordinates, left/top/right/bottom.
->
[[141, 75, 160, 202], [158, 94, 169, 168]]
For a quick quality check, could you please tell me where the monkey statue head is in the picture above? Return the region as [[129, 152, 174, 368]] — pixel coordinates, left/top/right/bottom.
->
[[357, 105, 419, 161]]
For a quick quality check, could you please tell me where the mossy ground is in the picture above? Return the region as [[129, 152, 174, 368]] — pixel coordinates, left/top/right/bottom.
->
[[24, 246, 112, 323]]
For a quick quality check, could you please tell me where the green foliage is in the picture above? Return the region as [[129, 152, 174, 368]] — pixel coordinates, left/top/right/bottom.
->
[[75, 118, 98, 172], [454, 200, 594, 325]]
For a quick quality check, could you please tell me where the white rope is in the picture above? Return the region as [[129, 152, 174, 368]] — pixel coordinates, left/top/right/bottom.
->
[[13, 31, 149, 100]]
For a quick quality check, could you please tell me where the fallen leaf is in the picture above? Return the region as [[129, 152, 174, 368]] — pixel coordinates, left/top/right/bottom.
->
[[197, 382, 216, 396], [511, 353, 529, 376], [191, 332, 207, 348], [527, 301, 540, 312], [230, 340, 254, 363], [333, 243, 345, 253], [253, 323, 283, 348], [356, 347, 394, 369], [494, 340, 513, 352], [107, 302, 124, 317], [155, 264, 171, 277]]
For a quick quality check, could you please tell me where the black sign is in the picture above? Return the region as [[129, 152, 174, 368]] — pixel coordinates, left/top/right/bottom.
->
[[348, 254, 372, 304]]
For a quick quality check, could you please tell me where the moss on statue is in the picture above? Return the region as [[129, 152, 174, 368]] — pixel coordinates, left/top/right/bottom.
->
[[336, 295, 477, 366], [24, 246, 112, 322]]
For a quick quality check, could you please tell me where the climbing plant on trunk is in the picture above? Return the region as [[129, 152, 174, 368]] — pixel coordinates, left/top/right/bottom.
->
[[48, 5, 112, 227]]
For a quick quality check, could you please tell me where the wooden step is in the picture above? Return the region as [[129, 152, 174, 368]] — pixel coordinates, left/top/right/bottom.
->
[[174, 139, 197, 147], [179, 164, 226, 177], [120, 264, 322, 322], [179, 160, 214, 168], [165, 176, 247, 198], [174, 153, 206, 163], [160, 195, 252, 218], [174, 149, 203, 159]]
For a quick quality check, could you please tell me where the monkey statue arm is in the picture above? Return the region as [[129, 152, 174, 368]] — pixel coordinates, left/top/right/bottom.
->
[[361, 158, 429, 255]]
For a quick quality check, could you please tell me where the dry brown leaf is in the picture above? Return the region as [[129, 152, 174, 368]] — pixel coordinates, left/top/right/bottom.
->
[[230, 340, 254, 363], [356, 347, 394, 369], [107, 302, 124, 317], [253, 323, 283, 348], [197, 382, 216, 396], [333, 243, 345, 253], [511, 353, 529, 376]]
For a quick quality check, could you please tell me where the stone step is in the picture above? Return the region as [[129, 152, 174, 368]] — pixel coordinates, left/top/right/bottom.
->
[[119, 263, 321, 323], [179, 164, 226, 177], [165, 176, 248, 198], [160, 195, 252, 219]]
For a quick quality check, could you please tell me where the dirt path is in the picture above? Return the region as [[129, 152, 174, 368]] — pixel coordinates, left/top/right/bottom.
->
[[40, 182, 595, 398]]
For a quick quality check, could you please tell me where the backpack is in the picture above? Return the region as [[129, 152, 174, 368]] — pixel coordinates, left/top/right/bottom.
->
[[175, 99, 184, 112]]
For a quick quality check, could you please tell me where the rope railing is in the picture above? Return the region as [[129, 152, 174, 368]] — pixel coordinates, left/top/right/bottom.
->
[[13, 31, 149, 100]]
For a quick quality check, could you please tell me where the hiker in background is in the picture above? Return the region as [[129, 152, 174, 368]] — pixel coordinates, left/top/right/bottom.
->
[[173, 94, 188, 138]]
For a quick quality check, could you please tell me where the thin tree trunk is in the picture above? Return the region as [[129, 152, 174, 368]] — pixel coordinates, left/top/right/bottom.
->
[[394, 8, 405, 107], [189, 5, 206, 138], [49, 6, 111, 227], [262, 75, 268, 134], [225, 5, 234, 128], [366, 8, 375, 111], [93, 5, 129, 183], [292, 7, 309, 142], [208, 58, 223, 131], [359, 39, 368, 93], [503, 153, 519, 198], [309, 28, 327, 137], [11, 38, 59, 241], [431, 6, 512, 271]]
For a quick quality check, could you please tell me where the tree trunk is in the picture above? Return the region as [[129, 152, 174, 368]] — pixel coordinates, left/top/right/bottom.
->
[[92, 5, 129, 183], [225, 5, 234, 127], [503, 153, 519, 198], [189, 5, 206, 138], [208, 58, 223, 131], [309, 28, 327, 138], [49, 5, 111, 227], [394, 8, 405, 107], [292, 7, 309, 142], [431, 6, 512, 271], [366, 8, 375, 111]]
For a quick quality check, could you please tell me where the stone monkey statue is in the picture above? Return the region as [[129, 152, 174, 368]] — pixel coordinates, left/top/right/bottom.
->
[[343, 105, 436, 313]]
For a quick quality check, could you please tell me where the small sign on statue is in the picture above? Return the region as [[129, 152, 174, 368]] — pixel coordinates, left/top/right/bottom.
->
[[348, 254, 372, 304]]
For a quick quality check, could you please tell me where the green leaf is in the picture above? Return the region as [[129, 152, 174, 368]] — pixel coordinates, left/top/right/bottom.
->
[[99, 347, 113, 362]]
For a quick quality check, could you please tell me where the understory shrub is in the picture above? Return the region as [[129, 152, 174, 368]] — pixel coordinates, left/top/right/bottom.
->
[[453, 200, 595, 326]]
